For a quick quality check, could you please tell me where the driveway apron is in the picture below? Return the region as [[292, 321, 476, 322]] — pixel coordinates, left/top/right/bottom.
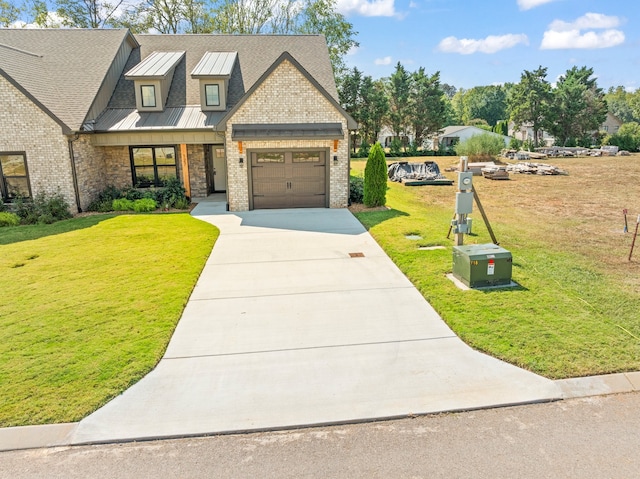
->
[[71, 200, 561, 444]]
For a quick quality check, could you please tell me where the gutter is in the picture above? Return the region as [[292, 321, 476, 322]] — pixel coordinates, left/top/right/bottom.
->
[[67, 134, 82, 213]]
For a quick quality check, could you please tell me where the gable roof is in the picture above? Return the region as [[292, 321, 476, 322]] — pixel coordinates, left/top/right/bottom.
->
[[0, 28, 137, 131], [217, 51, 357, 130]]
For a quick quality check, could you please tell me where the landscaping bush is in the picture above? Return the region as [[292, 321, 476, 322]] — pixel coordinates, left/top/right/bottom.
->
[[363, 142, 387, 207], [158, 177, 188, 208], [454, 133, 506, 160], [132, 198, 157, 213], [389, 138, 403, 157], [0, 212, 20, 227], [349, 175, 364, 204], [356, 141, 371, 158], [174, 197, 190, 210], [112, 198, 135, 211], [0, 199, 6, 213], [87, 185, 123, 212], [12, 191, 72, 225]]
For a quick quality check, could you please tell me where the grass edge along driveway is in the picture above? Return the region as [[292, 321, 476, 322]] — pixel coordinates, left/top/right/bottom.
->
[[0, 214, 218, 428], [351, 166, 640, 381]]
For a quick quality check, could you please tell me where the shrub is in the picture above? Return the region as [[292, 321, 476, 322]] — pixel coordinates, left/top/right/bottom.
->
[[132, 198, 157, 213], [158, 177, 188, 208], [0, 199, 6, 213], [0, 212, 20, 227], [509, 137, 522, 150], [349, 175, 364, 204], [174, 197, 190, 210], [454, 133, 506, 160], [363, 142, 387, 207], [356, 141, 370, 158], [389, 138, 403, 157], [112, 198, 135, 211], [12, 191, 72, 225], [87, 185, 122, 212]]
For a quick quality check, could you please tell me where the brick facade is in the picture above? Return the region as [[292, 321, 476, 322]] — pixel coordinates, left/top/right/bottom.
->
[[0, 75, 77, 211], [225, 60, 349, 211]]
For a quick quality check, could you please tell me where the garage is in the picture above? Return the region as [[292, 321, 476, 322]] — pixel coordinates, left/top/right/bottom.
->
[[250, 150, 327, 209]]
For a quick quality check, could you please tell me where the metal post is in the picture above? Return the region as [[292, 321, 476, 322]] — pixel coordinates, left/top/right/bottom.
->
[[629, 215, 640, 261], [455, 156, 468, 246]]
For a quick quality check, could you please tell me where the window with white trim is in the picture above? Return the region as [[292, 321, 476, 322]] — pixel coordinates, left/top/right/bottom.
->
[[140, 85, 157, 108]]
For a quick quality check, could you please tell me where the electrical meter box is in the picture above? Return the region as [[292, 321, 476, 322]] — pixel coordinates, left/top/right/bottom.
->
[[452, 244, 512, 288]]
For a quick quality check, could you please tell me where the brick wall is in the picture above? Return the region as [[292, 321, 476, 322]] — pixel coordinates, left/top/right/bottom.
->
[[225, 60, 349, 211], [71, 134, 106, 210], [0, 75, 77, 211], [187, 144, 207, 198]]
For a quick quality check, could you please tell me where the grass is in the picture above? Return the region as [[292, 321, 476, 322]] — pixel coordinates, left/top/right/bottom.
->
[[0, 214, 218, 427], [351, 155, 640, 379]]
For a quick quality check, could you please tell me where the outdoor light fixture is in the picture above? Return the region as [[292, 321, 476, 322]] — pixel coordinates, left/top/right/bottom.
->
[[239, 157, 244, 166], [333, 155, 338, 165]]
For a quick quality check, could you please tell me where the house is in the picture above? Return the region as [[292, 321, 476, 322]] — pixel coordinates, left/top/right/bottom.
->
[[0, 29, 356, 212], [377, 125, 414, 149], [600, 112, 622, 135], [434, 126, 510, 150], [508, 122, 554, 147]]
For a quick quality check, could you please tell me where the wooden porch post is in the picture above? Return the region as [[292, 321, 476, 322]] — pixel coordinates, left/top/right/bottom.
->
[[180, 144, 191, 198]]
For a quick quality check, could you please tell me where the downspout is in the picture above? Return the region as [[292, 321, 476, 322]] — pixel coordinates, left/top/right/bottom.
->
[[68, 133, 82, 213]]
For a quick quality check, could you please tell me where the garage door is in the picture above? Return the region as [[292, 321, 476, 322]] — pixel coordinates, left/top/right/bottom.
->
[[251, 151, 327, 209]]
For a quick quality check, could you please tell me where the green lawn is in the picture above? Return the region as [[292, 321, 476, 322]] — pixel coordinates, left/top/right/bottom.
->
[[351, 159, 640, 379], [0, 214, 218, 427]]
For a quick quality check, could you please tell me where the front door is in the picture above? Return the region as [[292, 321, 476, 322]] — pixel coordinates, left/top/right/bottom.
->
[[205, 145, 226, 194]]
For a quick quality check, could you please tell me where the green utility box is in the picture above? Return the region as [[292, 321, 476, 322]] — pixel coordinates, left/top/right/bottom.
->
[[452, 244, 512, 288]]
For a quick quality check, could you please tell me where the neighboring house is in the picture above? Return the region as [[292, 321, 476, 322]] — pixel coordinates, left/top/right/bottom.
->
[[508, 122, 554, 147], [0, 29, 356, 212], [600, 112, 622, 135], [435, 126, 510, 149], [377, 125, 414, 149]]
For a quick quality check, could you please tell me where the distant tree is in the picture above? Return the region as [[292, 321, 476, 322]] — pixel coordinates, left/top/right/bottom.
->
[[359, 77, 388, 145], [56, 0, 127, 28], [603, 122, 640, 151], [1, 0, 21, 26], [441, 83, 457, 99], [460, 85, 507, 127], [547, 66, 607, 146], [449, 88, 465, 125], [507, 66, 552, 147], [386, 62, 412, 150], [409, 68, 446, 147], [339, 67, 363, 153], [363, 143, 387, 207], [605, 86, 636, 123], [493, 120, 509, 136]]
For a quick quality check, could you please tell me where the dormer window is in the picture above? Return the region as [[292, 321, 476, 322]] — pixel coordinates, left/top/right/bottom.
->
[[125, 51, 185, 112], [140, 85, 157, 108], [205, 84, 220, 107], [191, 51, 237, 112]]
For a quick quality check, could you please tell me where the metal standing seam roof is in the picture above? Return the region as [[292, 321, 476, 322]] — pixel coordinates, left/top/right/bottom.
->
[[125, 51, 185, 78], [93, 106, 224, 131], [191, 52, 237, 78], [232, 123, 344, 140]]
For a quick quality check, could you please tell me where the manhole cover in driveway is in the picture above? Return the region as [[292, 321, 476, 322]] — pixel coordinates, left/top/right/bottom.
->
[[349, 252, 365, 258]]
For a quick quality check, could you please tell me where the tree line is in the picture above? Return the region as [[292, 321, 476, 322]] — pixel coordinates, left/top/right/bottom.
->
[[0, 0, 357, 75], [339, 62, 640, 152]]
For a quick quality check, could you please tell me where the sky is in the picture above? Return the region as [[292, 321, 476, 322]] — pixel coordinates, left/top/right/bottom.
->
[[336, 0, 640, 91]]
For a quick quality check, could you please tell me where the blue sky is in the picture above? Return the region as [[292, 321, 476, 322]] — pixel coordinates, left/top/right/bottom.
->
[[337, 0, 639, 90]]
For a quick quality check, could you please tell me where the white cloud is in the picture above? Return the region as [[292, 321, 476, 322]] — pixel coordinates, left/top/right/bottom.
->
[[549, 12, 621, 32], [374, 56, 392, 65], [541, 13, 625, 49], [517, 0, 557, 10], [10, 11, 65, 28], [437, 33, 529, 54], [346, 45, 360, 56], [409, 1, 418, 8], [336, 0, 396, 17]]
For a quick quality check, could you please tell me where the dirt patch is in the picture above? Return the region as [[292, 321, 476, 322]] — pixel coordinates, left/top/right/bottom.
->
[[348, 203, 390, 214]]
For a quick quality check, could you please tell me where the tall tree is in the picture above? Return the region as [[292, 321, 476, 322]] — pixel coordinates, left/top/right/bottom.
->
[[547, 66, 607, 146], [56, 0, 127, 28], [460, 85, 507, 127], [1, 0, 21, 26], [409, 68, 446, 147], [338, 67, 363, 152], [359, 77, 388, 145], [386, 62, 411, 149], [507, 66, 552, 147], [605, 86, 636, 123]]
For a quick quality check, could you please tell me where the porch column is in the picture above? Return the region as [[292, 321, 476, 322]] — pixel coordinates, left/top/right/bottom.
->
[[180, 144, 191, 198]]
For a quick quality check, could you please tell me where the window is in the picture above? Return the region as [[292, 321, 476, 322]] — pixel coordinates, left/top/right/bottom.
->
[[0, 152, 30, 200], [205, 84, 220, 106], [292, 152, 320, 163], [140, 85, 156, 108], [256, 153, 284, 163], [130, 146, 177, 187]]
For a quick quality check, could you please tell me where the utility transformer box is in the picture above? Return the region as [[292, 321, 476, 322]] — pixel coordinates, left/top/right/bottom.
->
[[452, 244, 513, 288]]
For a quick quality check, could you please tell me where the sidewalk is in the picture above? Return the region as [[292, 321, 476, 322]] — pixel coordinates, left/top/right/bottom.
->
[[2, 201, 637, 451]]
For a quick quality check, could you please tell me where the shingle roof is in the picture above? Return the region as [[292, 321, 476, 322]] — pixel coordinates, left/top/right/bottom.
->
[[0, 28, 135, 131], [108, 34, 338, 110]]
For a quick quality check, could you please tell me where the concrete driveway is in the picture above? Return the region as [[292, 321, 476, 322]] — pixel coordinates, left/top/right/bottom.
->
[[70, 200, 561, 444]]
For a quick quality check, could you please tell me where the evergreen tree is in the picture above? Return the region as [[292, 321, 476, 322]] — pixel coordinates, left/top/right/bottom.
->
[[363, 143, 387, 207]]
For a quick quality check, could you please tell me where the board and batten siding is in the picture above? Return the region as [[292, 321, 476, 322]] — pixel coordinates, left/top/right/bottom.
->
[[225, 59, 349, 211]]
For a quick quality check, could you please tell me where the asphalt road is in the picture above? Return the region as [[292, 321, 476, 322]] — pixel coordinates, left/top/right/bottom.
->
[[2, 392, 639, 479]]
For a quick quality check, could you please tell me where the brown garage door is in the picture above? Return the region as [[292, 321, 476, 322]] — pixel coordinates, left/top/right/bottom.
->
[[251, 151, 326, 209]]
